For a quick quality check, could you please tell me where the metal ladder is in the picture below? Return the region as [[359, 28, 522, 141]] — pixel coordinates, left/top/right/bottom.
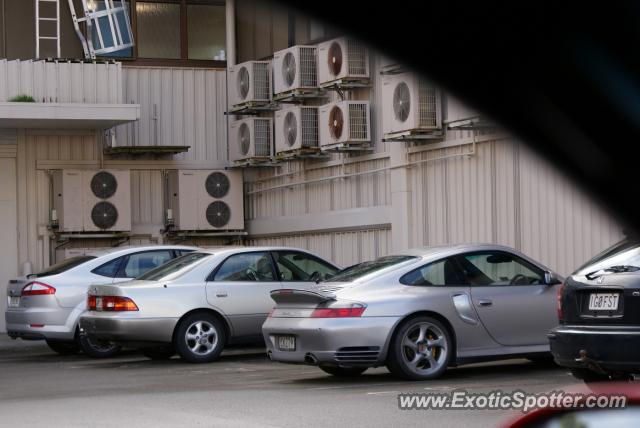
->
[[67, 0, 93, 59], [35, 0, 61, 58], [66, 0, 135, 60]]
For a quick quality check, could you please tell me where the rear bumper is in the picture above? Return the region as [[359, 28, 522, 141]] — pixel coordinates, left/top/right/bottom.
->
[[79, 314, 178, 344], [262, 316, 399, 367], [548, 325, 640, 372], [5, 307, 77, 341]]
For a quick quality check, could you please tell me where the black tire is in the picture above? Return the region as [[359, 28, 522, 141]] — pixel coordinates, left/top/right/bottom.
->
[[78, 334, 122, 359], [386, 316, 453, 381], [142, 345, 176, 360], [570, 368, 611, 383], [319, 366, 367, 377], [173, 312, 226, 363], [46, 339, 80, 355]]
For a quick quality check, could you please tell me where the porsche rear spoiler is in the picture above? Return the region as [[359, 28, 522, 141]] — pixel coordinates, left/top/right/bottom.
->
[[270, 288, 337, 306]]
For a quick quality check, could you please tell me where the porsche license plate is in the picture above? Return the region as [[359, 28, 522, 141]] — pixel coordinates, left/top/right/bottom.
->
[[588, 293, 619, 311], [277, 335, 296, 351]]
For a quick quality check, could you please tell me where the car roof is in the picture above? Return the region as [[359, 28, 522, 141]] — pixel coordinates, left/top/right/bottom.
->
[[85, 244, 199, 258], [193, 246, 328, 257], [400, 243, 521, 259]]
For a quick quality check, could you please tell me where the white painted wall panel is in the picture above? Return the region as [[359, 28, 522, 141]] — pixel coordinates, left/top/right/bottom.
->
[[245, 157, 391, 220], [115, 66, 228, 163]]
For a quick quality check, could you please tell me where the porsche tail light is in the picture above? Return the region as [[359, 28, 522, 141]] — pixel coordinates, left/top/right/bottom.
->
[[311, 305, 366, 318], [21, 282, 56, 296]]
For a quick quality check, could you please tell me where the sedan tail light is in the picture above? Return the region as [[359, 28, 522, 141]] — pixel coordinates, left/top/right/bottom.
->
[[556, 282, 565, 323], [21, 282, 56, 296], [311, 305, 366, 318], [87, 295, 138, 311]]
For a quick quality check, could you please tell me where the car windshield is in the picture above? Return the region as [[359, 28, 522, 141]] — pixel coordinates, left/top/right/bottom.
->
[[136, 252, 211, 281], [324, 255, 418, 283], [27, 256, 96, 278], [575, 238, 640, 276]]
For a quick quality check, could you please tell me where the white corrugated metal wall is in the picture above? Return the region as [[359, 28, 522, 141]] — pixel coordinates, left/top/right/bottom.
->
[[0, 59, 122, 103], [243, 53, 623, 276], [115, 66, 228, 163], [1, 57, 624, 277], [4, 61, 232, 272], [405, 137, 622, 275]]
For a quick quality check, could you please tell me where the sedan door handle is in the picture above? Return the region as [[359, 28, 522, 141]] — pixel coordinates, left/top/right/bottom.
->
[[477, 299, 493, 307], [216, 292, 228, 298]]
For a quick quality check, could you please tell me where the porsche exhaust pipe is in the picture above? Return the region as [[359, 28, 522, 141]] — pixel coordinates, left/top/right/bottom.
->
[[304, 353, 318, 365]]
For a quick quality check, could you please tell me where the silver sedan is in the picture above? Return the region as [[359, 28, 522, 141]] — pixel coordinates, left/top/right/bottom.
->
[[5, 245, 197, 357], [263, 244, 564, 380], [79, 247, 340, 363]]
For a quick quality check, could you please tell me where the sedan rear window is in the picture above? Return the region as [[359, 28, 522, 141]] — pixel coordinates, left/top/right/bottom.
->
[[27, 256, 96, 278], [325, 256, 418, 283], [136, 252, 210, 281]]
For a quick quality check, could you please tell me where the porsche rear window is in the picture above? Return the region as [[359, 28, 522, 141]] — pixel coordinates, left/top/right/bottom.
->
[[325, 256, 418, 283]]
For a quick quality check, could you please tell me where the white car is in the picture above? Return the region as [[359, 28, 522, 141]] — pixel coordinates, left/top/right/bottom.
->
[[5, 245, 197, 357]]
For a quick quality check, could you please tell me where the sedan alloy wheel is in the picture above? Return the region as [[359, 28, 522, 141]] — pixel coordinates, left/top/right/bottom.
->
[[174, 312, 226, 363], [185, 321, 219, 356]]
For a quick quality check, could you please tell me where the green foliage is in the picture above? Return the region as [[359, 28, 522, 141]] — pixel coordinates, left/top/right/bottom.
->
[[8, 95, 36, 102]]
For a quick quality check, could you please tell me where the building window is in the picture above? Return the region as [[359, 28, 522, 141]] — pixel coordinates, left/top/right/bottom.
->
[[136, 1, 181, 59], [187, 4, 226, 60], [94, 0, 226, 65]]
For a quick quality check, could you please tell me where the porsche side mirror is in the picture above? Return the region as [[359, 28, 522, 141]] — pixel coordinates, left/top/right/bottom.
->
[[545, 271, 562, 285]]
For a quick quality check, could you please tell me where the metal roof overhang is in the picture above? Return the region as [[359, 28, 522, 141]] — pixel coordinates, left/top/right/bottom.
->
[[0, 102, 140, 129]]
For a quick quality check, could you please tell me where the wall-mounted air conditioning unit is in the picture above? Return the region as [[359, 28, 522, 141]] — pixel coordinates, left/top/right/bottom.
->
[[52, 170, 131, 232], [319, 100, 370, 149], [272, 45, 318, 95], [167, 170, 244, 231], [317, 37, 369, 86], [229, 118, 273, 162], [228, 60, 271, 107], [381, 72, 442, 136], [274, 106, 319, 154]]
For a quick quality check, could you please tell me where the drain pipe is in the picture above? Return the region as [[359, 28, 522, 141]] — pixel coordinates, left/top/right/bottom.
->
[[225, 0, 236, 66], [224, 0, 236, 166]]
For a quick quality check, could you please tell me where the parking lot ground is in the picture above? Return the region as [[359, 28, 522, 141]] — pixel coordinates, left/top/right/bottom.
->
[[0, 336, 578, 428]]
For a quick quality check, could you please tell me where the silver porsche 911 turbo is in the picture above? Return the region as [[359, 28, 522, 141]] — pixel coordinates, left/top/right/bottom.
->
[[263, 244, 564, 380], [79, 247, 340, 363]]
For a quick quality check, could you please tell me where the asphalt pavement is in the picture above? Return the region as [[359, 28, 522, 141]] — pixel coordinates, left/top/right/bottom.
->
[[0, 336, 578, 427]]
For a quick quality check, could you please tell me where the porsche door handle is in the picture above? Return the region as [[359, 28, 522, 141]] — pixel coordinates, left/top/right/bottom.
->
[[477, 299, 493, 307], [216, 292, 228, 297]]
